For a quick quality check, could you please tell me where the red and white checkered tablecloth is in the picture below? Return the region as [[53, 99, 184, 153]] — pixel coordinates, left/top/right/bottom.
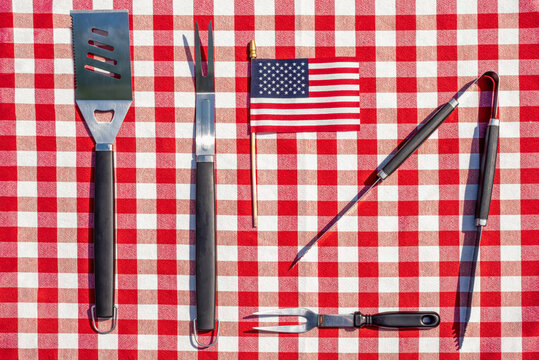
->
[[1, 0, 538, 358]]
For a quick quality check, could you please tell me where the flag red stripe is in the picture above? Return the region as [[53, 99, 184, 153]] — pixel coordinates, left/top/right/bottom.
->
[[251, 113, 360, 121], [308, 67, 359, 75], [308, 90, 360, 97], [308, 57, 359, 63], [252, 124, 361, 133], [251, 102, 360, 109], [309, 79, 359, 86]]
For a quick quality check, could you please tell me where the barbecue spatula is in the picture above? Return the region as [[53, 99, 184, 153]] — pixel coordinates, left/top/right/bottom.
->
[[71, 9, 132, 334]]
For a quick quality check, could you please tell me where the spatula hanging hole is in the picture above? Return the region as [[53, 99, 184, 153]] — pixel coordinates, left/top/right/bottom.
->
[[88, 39, 114, 52], [91, 28, 108, 37], [87, 52, 117, 65], [84, 64, 121, 79], [94, 110, 115, 123]]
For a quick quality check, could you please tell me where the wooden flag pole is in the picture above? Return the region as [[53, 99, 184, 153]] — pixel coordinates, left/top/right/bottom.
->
[[249, 40, 258, 228]]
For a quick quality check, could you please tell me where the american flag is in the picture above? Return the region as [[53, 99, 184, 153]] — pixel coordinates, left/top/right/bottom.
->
[[250, 58, 360, 133]]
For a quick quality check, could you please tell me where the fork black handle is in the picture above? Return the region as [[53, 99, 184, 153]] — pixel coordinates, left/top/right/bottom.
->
[[94, 149, 115, 318], [196, 161, 216, 331], [355, 311, 440, 329]]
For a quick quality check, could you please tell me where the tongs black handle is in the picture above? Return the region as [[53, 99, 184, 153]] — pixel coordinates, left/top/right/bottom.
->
[[379, 100, 457, 179], [355, 311, 440, 329], [476, 120, 499, 225], [94, 149, 115, 318]]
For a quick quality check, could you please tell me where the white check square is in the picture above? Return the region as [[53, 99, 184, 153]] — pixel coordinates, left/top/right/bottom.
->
[[377, 92, 397, 108], [375, 31, 396, 47], [136, 183, 156, 200], [138, 274, 158, 290], [138, 304, 158, 320], [417, 61, 437, 78], [138, 334, 158, 351], [14, 58, 34, 74], [58, 333, 78, 349], [254, 0, 275, 15], [295, 31, 315, 47], [15, 88, 34, 104], [16, 120, 36, 136], [339, 277, 358, 293], [498, 28, 519, 45], [134, 91, 155, 108], [214, 30, 235, 46], [378, 337, 399, 353], [13, 28, 34, 44], [57, 212, 77, 229], [377, 123, 397, 139], [132, 30, 154, 46], [57, 182, 77, 198], [258, 276, 278, 292], [57, 242, 77, 259], [378, 216, 398, 232], [131, 0, 153, 14], [18, 272, 38, 288], [136, 152, 156, 168], [418, 215, 439, 231], [416, 30, 437, 46], [419, 276, 439, 292], [299, 276, 318, 293], [137, 213, 157, 230], [18, 333, 38, 349], [137, 243, 157, 260], [18, 302, 37, 318], [18, 212, 37, 228], [375, 0, 396, 15], [58, 302, 79, 319], [56, 152, 77, 168], [134, 61, 154, 77], [18, 241, 38, 258], [17, 181, 37, 197], [257, 246, 278, 262], [295, 0, 315, 15], [458, 60, 479, 77], [335, 31, 356, 47], [501, 337, 522, 353], [417, 92, 439, 109], [419, 337, 439, 352], [457, 0, 477, 14]]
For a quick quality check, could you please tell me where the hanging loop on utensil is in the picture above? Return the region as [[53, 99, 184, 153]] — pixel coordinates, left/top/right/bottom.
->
[[90, 305, 118, 335], [192, 318, 220, 348]]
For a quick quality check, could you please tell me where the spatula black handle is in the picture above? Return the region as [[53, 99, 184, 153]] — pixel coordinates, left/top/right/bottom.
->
[[196, 160, 216, 331], [94, 149, 115, 318], [379, 100, 457, 179], [355, 311, 440, 329], [476, 121, 499, 225]]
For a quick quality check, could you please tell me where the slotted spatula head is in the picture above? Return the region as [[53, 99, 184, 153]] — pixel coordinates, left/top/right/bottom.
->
[[71, 10, 132, 101], [71, 10, 133, 147]]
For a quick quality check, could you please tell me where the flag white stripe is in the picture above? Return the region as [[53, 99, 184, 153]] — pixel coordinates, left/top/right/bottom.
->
[[309, 73, 360, 80], [309, 85, 359, 92], [252, 119, 360, 127], [308, 62, 359, 69], [251, 107, 359, 115], [251, 96, 359, 104]]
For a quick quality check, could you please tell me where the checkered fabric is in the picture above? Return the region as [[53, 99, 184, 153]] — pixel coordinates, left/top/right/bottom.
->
[[0, 0, 537, 359]]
